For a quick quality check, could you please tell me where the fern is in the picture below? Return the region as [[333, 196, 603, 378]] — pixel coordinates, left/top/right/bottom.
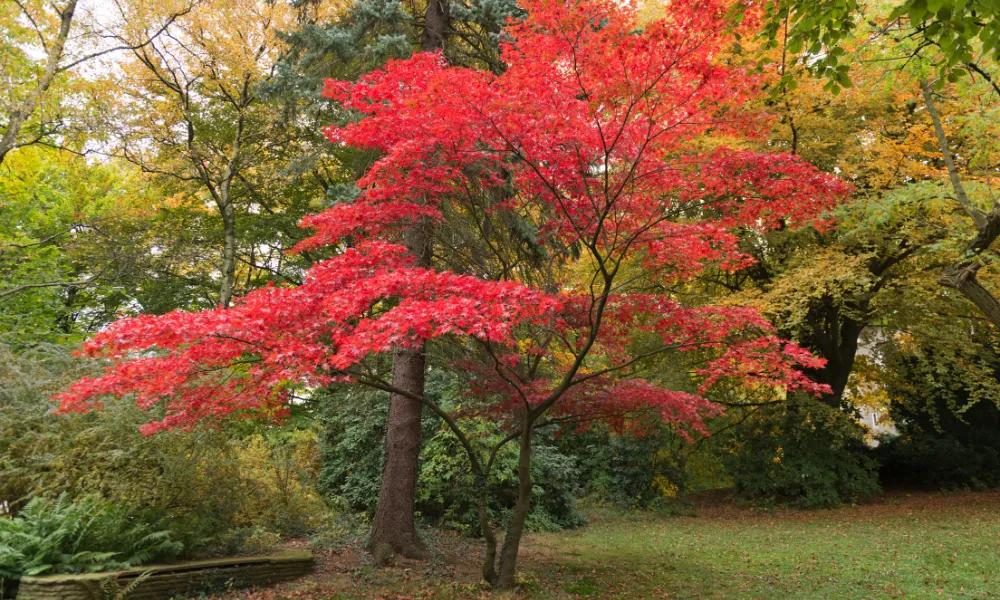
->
[[0, 495, 183, 580], [94, 570, 153, 600]]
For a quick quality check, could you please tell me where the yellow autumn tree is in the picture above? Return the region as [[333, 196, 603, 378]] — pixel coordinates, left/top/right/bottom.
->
[[91, 0, 344, 308]]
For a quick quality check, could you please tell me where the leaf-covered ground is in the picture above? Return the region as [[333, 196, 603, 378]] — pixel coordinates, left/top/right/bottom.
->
[[210, 490, 1000, 599]]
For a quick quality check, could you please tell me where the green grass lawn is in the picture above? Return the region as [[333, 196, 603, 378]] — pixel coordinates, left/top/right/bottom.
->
[[219, 490, 1000, 600], [520, 492, 1000, 599]]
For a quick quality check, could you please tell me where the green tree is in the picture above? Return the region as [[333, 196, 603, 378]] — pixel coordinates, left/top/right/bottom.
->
[[0, 148, 160, 344]]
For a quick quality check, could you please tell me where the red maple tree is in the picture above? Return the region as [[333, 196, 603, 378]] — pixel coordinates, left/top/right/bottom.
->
[[58, 0, 849, 588]]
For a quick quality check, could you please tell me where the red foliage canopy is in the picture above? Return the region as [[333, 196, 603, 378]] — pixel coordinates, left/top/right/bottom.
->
[[58, 0, 849, 437]]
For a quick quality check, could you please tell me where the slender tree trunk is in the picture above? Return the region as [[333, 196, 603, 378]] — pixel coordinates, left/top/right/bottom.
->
[[0, 0, 78, 167], [367, 0, 451, 564], [494, 418, 534, 589], [219, 196, 237, 309], [478, 481, 499, 584]]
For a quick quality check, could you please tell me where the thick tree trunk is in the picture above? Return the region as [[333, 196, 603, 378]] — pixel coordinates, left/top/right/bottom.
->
[[494, 419, 533, 590], [368, 222, 433, 563], [367, 0, 451, 564], [368, 343, 429, 563], [813, 318, 863, 407], [421, 0, 450, 52]]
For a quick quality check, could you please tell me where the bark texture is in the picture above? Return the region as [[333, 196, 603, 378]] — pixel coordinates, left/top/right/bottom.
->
[[368, 342, 429, 563], [367, 220, 434, 563], [367, 0, 451, 563], [494, 422, 533, 589]]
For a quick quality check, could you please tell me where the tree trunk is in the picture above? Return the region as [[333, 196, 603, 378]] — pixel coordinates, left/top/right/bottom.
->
[[367, 0, 451, 564], [477, 481, 499, 584], [367, 222, 433, 563], [367, 342, 429, 563], [815, 318, 863, 406], [421, 0, 450, 52], [218, 197, 237, 309], [494, 419, 533, 590]]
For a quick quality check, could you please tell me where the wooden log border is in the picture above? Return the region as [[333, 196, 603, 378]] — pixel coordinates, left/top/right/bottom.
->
[[15, 550, 313, 600]]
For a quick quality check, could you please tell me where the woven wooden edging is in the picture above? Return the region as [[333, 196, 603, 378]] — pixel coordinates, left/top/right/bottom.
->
[[15, 550, 313, 600]]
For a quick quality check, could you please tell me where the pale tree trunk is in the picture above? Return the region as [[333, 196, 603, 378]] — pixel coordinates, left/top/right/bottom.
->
[[366, 0, 450, 563], [200, 170, 238, 310], [218, 196, 237, 309], [0, 0, 78, 167], [921, 80, 1000, 327], [208, 117, 243, 310]]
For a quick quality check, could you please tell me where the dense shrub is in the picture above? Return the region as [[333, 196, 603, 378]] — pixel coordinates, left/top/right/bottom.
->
[[722, 396, 880, 508], [0, 342, 97, 516], [316, 385, 410, 514], [565, 426, 693, 508], [418, 421, 585, 533], [231, 429, 325, 537], [876, 434, 1000, 489], [0, 342, 323, 557]]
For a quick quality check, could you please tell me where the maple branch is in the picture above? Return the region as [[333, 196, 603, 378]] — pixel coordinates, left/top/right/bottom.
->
[[568, 341, 713, 387], [475, 338, 531, 408], [964, 62, 1000, 100]]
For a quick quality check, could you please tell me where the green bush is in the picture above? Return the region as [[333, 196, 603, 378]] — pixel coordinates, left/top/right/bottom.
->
[[316, 385, 397, 513], [0, 495, 182, 582], [317, 375, 584, 534], [209, 526, 284, 556], [309, 511, 369, 552], [722, 396, 880, 508], [559, 425, 697, 509], [0, 342, 97, 515], [876, 434, 1000, 490], [1, 342, 324, 557]]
